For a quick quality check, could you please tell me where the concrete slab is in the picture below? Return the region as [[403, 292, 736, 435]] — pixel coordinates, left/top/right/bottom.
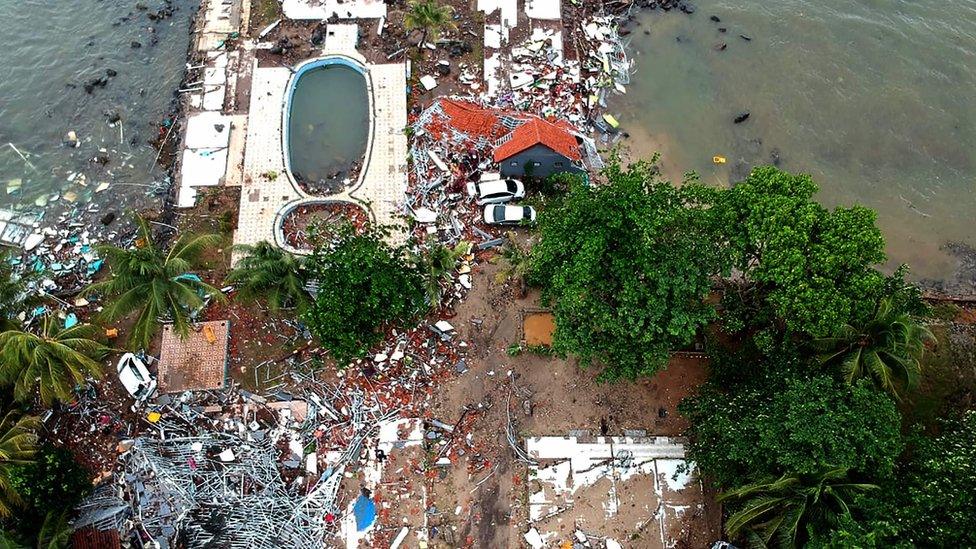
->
[[282, 0, 387, 20], [324, 23, 359, 51], [184, 112, 232, 149], [223, 115, 248, 187], [524, 435, 711, 548], [525, 0, 561, 20]]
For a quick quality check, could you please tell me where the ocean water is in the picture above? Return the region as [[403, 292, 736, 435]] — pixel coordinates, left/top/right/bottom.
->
[[612, 0, 976, 284], [0, 0, 195, 216]]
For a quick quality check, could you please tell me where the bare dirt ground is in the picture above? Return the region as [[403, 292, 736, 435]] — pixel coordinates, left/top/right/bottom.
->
[[420, 235, 719, 548]]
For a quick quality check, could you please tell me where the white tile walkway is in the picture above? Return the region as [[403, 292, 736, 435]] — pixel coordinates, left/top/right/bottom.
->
[[233, 53, 408, 264]]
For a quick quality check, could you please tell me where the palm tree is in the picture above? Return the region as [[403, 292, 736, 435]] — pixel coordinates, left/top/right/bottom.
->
[[35, 510, 71, 549], [0, 251, 39, 332], [719, 467, 877, 548], [0, 528, 28, 549], [814, 297, 934, 400], [414, 240, 470, 307], [82, 213, 224, 350], [403, 0, 457, 53], [493, 232, 532, 296], [0, 315, 107, 406], [0, 410, 38, 518], [225, 242, 310, 312]]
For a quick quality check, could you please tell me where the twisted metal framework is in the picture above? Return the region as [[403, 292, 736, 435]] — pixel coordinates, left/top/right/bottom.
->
[[120, 381, 396, 549]]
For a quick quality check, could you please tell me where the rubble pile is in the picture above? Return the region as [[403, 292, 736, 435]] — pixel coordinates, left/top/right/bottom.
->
[[81, 310, 474, 548], [280, 201, 370, 250], [103, 382, 398, 548], [405, 98, 601, 248], [482, 9, 632, 131]]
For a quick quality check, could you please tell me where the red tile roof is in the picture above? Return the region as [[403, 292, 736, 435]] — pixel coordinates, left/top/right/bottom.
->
[[493, 118, 582, 162], [71, 527, 122, 549], [438, 99, 508, 141]]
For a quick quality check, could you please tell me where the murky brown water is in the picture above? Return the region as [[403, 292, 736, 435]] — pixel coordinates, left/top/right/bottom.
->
[[611, 1, 976, 285]]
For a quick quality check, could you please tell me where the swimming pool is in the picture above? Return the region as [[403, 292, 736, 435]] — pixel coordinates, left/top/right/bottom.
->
[[284, 56, 370, 195]]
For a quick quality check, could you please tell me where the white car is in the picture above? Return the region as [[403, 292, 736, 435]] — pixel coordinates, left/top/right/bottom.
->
[[466, 178, 525, 205], [117, 353, 157, 402], [483, 204, 537, 225]]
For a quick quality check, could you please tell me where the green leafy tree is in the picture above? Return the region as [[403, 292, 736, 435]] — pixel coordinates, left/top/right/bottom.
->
[[83, 213, 224, 350], [303, 226, 425, 365], [0, 529, 28, 549], [0, 410, 38, 518], [814, 297, 934, 400], [0, 315, 107, 406], [225, 241, 310, 312], [8, 446, 91, 520], [719, 467, 877, 548], [403, 0, 457, 52], [530, 158, 729, 381], [6, 446, 87, 548], [718, 166, 888, 337], [879, 412, 976, 546], [680, 375, 903, 489]]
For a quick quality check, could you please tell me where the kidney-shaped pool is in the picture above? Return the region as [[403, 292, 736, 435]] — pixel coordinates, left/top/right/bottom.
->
[[285, 58, 369, 194]]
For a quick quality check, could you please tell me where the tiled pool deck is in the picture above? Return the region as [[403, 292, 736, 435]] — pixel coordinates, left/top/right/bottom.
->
[[233, 51, 408, 264]]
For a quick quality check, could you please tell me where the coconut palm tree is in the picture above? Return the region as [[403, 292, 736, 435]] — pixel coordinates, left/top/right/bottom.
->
[[0, 410, 38, 518], [814, 297, 934, 400], [225, 242, 310, 312], [0, 315, 107, 406], [413, 240, 470, 308], [82, 213, 224, 350], [0, 528, 28, 549], [35, 510, 71, 549], [403, 0, 457, 52], [719, 467, 877, 548], [494, 232, 532, 296], [0, 251, 39, 332]]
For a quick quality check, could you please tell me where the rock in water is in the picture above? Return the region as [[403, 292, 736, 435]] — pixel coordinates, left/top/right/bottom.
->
[[710, 15, 721, 22], [734, 112, 751, 124]]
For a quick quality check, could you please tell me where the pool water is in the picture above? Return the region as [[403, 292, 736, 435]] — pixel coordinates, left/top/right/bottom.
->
[[287, 64, 369, 192]]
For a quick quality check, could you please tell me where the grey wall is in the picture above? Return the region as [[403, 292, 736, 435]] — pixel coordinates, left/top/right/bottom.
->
[[498, 144, 584, 178]]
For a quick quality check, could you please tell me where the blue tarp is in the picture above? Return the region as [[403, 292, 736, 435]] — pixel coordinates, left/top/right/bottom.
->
[[352, 494, 376, 532], [64, 313, 78, 329]]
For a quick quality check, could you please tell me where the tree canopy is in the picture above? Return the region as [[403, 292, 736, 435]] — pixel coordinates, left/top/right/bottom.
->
[[302, 226, 425, 366], [529, 159, 729, 381], [718, 166, 888, 337], [225, 241, 310, 312], [0, 315, 107, 406], [83, 213, 224, 350], [719, 466, 877, 548], [680, 375, 903, 489]]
